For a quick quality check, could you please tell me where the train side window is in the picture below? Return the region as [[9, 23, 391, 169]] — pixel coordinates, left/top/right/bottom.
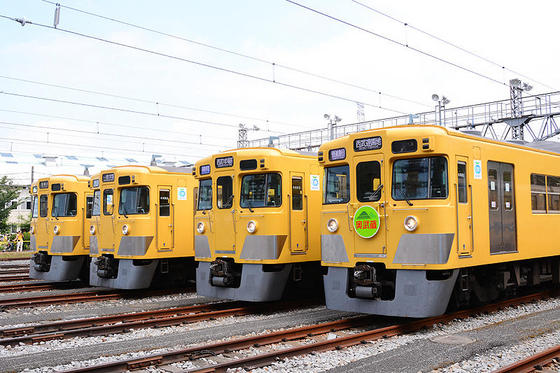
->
[[530, 174, 546, 213], [356, 161, 382, 202], [39, 195, 48, 217], [457, 162, 467, 203], [292, 177, 303, 210], [159, 190, 170, 216], [92, 190, 101, 216], [503, 171, 513, 211], [217, 176, 233, 209], [488, 169, 499, 210], [86, 196, 93, 219], [103, 189, 114, 215], [547, 176, 560, 213]]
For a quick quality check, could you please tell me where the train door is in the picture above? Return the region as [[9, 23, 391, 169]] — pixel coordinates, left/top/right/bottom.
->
[[289, 172, 307, 253], [157, 187, 173, 251], [37, 193, 49, 250], [488, 161, 517, 253], [101, 188, 116, 251], [456, 157, 473, 256], [83, 194, 93, 250], [353, 155, 387, 256], [215, 175, 236, 254]]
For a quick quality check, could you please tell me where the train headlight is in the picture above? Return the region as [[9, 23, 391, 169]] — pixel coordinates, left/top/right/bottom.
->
[[247, 220, 257, 234], [30, 226, 34, 234], [53, 225, 60, 235], [404, 215, 418, 232], [122, 224, 129, 235], [327, 218, 339, 233], [196, 222, 205, 234], [89, 225, 96, 235]]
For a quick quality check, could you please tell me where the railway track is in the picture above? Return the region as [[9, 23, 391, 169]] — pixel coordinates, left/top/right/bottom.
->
[[62, 290, 558, 373], [0, 257, 31, 262], [0, 268, 29, 275], [0, 281, 85, 294], [495, 345, 560, 373], [0, 300, 313, 346], [0, 275, 31, 282], [0, 288, 188, 309]]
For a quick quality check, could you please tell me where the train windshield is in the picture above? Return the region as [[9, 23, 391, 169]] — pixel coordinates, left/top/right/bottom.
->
[[323, 165, 350, 204], [198, 179, 212, 210], [92, 190, 101, 216], [392, 156, 448, 200], [240, 173, 282, 208], [32, 196, 39, 218], [119, 187, 150, 215], [52, 193, 78, 217]]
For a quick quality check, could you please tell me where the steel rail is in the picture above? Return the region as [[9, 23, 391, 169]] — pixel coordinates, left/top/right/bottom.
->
[[64, 290, 557, 373], [0, 275, 30, 282], [493, 345, 560, 373]]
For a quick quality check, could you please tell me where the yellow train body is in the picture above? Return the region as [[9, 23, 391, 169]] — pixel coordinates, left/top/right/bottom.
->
[[29, 175, 91, 282], [193, 148, 323, 301], [88, 165, 196, 289], [320, 125, 560, 317]]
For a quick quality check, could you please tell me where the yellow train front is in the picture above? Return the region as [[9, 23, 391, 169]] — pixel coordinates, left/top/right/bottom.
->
[[194, 148, 323, 302], [29, 175, 92, 282], [320, 125, 560, 318], [88, 165, 196, 289]]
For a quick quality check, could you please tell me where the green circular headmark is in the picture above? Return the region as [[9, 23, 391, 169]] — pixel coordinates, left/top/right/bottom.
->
[[353, 205, 381, 239]]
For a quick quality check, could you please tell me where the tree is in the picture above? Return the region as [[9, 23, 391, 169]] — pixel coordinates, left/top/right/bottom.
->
[[0, 176, 19, 234]]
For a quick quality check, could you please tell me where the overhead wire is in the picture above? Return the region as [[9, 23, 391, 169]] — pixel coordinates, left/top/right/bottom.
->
[[0, 75, 310, 129], [0, 14, 409, 115], [39, 0, 431, 109], [350, 0, 555, 91], [284, 0, 508, 87]]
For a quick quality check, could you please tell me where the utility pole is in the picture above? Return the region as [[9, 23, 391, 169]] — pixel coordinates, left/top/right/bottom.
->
[[30, 166, 34, 184]]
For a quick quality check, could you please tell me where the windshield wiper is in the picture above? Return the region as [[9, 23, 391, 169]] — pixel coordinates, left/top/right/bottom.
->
[[121, 203, 129, 218], [373, 183, 384, 199], [247, 200, 254, 213], [397, 187, 413, 206]]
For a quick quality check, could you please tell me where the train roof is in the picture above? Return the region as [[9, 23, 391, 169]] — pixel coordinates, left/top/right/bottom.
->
[[195, 147, 317, 167], [99, 164, 193, 175]]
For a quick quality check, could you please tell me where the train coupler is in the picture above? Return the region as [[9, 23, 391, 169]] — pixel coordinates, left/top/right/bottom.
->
[[95, 256, 119, 279], [32, 252, 51, 272], [209, 258, 241, 288], [348, 263, 395, 300]]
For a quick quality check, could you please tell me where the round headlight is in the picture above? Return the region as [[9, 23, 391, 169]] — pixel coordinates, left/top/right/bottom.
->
[[89, 225, 96, 235], [53, 225, 60, 235], [247, 220, 257, 234], [327, 218, 339, 233], [404, 215, 418, 232], [30, 226, 34, 234], [196, 222, 205, 234], [122, 224, 129, 235]]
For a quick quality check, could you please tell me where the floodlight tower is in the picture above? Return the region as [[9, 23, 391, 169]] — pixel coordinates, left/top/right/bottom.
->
[[509, 78, 533, 140], [432, 94, 450, 127], [238, 123, 260, 148], [324, 114, 342, 140]]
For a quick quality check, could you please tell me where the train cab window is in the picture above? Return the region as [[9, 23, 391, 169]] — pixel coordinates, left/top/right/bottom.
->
[[217, 176, 233, 209], [197, 179, 212, 210], [392, 157, 448, 200], [92, 190, 101, 216], [323, 165, 350, 204], [119, 187, 150, 215], [457, 162, 467, 203], [39, 195, 48, 217], [356, 161, 382, 202], [292, 177, 303, 210], [547, 176, 560, 213], [240, 173, 282, 208], [103, 189, 114, 215], [52, 193, 78, 217], [86, 196, 93, 219], [32, 196, 39, 218], [530, 174, 546, 213], [159, 190, 170, 216]]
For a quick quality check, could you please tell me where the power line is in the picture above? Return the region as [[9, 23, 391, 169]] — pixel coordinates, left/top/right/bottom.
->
[[351, 0, 555, 91], [284, 0, 508, 87], [0, 119, 226, 149], [0, 75, 311, 129], [0, 14, 409, 115], [0, 90, 287, 135], [0, 108, 235, 142], [39, 0, 431, 109]]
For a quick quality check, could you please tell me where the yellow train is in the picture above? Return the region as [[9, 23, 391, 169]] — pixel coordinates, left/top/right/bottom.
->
[[29, 175, 92, 282], [320, 125, 560, 317], [88, 165, 196, 289], [193, 148, 323, 301]]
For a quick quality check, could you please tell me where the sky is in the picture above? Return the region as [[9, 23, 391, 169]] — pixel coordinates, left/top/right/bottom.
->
[[1, 0, 559, 184]]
